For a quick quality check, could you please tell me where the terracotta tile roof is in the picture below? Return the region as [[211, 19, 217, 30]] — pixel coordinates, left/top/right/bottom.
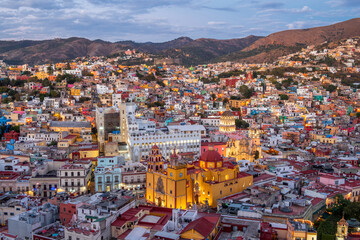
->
[[180, 215, 220, 238]]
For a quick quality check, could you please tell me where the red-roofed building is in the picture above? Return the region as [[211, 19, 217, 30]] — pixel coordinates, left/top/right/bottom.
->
[[111, 205, 173, 239], [180, 214, 221, 240]]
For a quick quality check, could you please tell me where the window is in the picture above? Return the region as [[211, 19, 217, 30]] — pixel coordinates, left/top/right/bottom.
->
[[170, 190, 173, 194], [220, 190, 222, 195], [10, 213, 14, 216]]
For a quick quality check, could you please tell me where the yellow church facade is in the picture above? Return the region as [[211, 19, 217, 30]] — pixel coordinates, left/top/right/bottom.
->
[[225, 128, 262, 162], [146, 145, 253, 209]]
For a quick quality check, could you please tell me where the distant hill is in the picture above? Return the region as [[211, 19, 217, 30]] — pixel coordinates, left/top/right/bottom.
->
[[0, 18, 360, 65], [158, 35, 263, 65], [0, 35, 262, 65], [0, 38, 129, 65], [218, 18, 360, 63]]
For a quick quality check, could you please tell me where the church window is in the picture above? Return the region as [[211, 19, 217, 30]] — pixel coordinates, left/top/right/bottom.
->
[[170, 190, 172, 194], [230, 188, 232, 192], [220, 190, 222, 195], [149, 183, 151, 187], [179, 173, 183, 177], [170, 172, 173, 177]]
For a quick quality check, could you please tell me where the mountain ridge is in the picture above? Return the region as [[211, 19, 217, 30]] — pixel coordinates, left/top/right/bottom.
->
[[0, 18, 360, 65]]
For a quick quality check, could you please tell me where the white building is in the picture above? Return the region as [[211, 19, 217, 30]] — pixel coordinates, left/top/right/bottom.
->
[[97, 84, 114, 95], [128, 125, 204, 161], [201, 117, 220, 127], [62, 69, 82, 77], [0, 156, 29, 172], [58, 162, 92, 194], [26, 131, 66, 144], [128, 119, 156, 134]]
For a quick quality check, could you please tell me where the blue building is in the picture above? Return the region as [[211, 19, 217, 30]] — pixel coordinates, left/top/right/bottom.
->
[[94, 156, 124, 192]]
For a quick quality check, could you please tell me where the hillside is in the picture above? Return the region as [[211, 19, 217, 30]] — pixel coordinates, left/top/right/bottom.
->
[[0, 36, 262, 65], [1, 18, 360, 65], [0, 38, 130, 65], [218, 18, 360, 63]]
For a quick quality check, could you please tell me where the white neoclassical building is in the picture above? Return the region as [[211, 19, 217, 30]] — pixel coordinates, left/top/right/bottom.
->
[[128, 125, 205, 161]]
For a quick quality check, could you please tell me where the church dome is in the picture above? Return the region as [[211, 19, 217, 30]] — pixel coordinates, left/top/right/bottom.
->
[[200, 150, 223, 162], [222, 110, 234, 117]]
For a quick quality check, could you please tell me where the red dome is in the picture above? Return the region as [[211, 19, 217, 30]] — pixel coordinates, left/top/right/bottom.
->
[[199, 150, 223, 162]]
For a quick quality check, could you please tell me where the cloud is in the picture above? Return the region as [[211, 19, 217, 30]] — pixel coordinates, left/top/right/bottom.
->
[[201, 6, 237, 12], [286, 21, 306, 29], [259, 5, 312, 13], [285, 20, 328, 30], [0, 0, 356, 42], [208, 21, 226, 25], [328, 0, 360, 7], [295, 6, 312, 13]]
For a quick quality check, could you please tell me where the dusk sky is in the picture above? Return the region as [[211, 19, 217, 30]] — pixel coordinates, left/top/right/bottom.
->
[[0, 0, 359, 42]]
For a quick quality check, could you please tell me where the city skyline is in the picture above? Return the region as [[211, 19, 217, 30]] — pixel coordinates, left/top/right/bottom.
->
[[0, 0, 359, 42]]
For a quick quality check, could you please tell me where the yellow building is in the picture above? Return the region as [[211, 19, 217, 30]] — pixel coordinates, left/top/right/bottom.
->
[[225, 128, 261, 162], [70, 88, 81, 96], [229, 99, 250, 109], [146, 145, 253, 209], [310, 133, 338, 144], [35, 71, 49, 80], [180, 215, 221, 240], [49, 121, 91, 135]]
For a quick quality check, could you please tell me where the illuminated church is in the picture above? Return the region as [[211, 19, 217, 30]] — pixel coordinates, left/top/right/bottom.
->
[[214, 105, 261, 162], [146, 145, 253, 209]]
